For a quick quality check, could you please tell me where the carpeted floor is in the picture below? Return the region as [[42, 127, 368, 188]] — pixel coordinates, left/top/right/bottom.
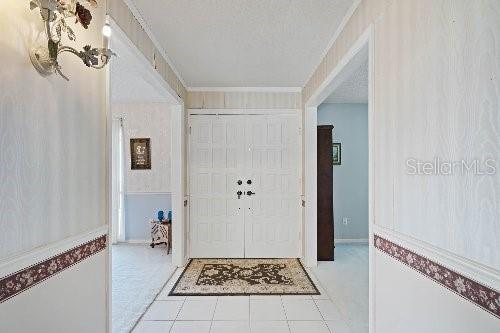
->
[[169, 258, 319, 296], [112, 244, 176, 333]]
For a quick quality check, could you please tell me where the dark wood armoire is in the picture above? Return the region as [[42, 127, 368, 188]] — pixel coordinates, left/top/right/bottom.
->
[[317, 125, 334, 261]]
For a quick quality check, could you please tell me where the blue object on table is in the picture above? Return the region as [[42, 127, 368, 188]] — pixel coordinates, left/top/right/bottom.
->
[[167, 210, 172, 222], [157, 210, 165, 222]]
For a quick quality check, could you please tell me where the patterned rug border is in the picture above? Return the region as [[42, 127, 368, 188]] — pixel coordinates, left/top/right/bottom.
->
[[169, 258, 320, 296]]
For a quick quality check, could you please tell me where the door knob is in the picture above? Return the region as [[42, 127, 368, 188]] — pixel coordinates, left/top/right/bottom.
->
[[237, 191, 243, 199], [246, 191, 255, 196], [247, 180, 252, 185], [237, 180, 242, 185]]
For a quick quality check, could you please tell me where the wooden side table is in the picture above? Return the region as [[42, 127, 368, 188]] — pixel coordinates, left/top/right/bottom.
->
[[150, 220, 172, 254]]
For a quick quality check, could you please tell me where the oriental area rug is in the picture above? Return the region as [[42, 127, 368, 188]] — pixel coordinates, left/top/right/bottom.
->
[[169, 258, 319, 296]]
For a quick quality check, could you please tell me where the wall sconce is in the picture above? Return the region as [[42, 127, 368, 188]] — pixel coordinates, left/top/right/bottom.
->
[[29, 0, 115, 80]]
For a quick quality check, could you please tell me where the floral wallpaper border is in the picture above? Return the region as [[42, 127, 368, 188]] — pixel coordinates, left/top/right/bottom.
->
[[0, 235, 107, 303], [374, 234, 500, 319]]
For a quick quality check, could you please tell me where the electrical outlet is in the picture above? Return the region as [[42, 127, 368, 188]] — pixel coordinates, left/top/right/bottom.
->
[[343, 217, 351, 225]]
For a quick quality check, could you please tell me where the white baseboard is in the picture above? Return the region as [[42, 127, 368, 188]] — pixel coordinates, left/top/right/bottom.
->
[[335, 238, 369, 244], [118, 239, 150, 244], [125, 191, 172, 195], [0, 225, 109, 278]]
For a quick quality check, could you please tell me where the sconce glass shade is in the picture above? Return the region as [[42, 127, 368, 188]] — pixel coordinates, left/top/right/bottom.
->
[[102, 23, 112, 38]]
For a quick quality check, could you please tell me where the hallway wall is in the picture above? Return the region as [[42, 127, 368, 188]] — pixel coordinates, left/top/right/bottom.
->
[[113, 102, 172, 193], [318, 103, 368, 241], [0, 1, 106, 261], [304, 0, 500, 331], [0, 1, 108, 331], [0, 250, 107, 332], [113, 102, 173, 241]]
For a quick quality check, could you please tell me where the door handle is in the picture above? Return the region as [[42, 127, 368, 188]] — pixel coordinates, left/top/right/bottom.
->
[[246, 191, 255, 196], [237, 191, 243, 199]]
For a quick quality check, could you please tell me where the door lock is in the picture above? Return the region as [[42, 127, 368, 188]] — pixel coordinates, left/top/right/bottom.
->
[[246, 191, 255, 196], [237, 190, 243, 199]]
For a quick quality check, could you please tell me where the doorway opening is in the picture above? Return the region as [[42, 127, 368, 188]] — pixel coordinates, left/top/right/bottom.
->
[[106, 18, 185, 333], [303, 26, 374, 333], [315, 56, 369, 333]]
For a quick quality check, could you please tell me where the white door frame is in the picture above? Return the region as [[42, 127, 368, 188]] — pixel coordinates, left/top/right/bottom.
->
[[303, 24, 375, 331], [186, 108, 302, 259], [111, 117, 125, 244], [171, 104, 187, 267], [105, 16, 187, 333]]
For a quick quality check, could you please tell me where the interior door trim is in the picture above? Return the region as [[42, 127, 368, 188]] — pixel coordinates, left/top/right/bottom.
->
[[187, 112, 303, 258]]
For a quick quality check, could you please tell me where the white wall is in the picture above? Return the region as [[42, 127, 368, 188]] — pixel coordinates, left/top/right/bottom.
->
[[112, 102, 172, 240], [374, 251, 499, 333], [0, 1, 107, 331], [113, 102, 172, 193], [365, 0, 500, 269], [318, 103, 368, 240], [0, 0, 106, 260], [0, 251, 108, 333], [124, 193, 171, 240]]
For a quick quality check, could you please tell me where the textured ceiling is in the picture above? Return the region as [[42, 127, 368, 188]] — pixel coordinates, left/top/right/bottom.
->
[[111, 32, 172, 104], [324, 59, 368, 103], [129, 0, 356, 87]]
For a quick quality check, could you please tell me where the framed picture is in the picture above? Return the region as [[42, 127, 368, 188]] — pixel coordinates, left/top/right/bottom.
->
[[130, 138, 151, 170], [332, 143, 341, 165]]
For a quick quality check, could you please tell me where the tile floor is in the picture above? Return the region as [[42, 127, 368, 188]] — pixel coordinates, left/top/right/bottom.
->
[[132, 244, 368, 333], [113, 244, 177, 333]]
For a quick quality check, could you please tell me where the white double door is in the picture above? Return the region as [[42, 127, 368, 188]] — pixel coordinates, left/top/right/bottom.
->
[[189, 113, 301, 258]]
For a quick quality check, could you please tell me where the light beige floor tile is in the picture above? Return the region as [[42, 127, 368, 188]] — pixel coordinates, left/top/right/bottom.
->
[[250, 298, 286, 321], [325, 320, 352, 333], [249, 295, 282, 300], [170, 321, 211, 333], [210, 321, 250, 333], [280, 295, 313, 300], [282, 299, 323, 320], [132, 320, 173, 333], [213, 296, 249, 321], [176, 299, 217, 320], [142, 301, 183, 321], [250, 321, 290, 333], [314, 300, 344, 321], [288, 321, 329, 333]]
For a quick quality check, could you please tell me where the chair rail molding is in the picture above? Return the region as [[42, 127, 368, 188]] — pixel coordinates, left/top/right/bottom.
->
[[373, 224, 500, 292], [0, 225, 108, 279]]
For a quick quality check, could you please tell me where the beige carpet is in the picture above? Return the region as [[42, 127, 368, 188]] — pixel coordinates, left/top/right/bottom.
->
[[169, 258, 319, 296]]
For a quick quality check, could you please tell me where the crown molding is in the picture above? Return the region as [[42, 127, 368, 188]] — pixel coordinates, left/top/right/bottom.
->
[[302, 0, 362, 88], [187, 87, 302, 93], [122, 0, 187, 88]]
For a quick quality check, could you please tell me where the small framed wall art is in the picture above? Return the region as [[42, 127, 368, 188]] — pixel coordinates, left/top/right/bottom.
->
[[332, 142, 341, 165], [130, 138, 151, 170]]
